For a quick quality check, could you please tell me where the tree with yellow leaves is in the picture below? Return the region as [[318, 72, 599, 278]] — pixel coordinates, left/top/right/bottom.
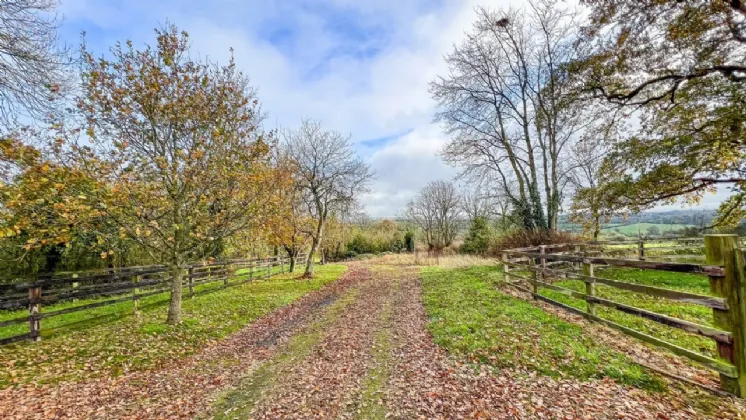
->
[[60, 25, 277, 324]]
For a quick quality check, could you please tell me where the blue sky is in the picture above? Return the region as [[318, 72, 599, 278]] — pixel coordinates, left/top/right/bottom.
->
[[57, 0, 498, 217], [56, 0, 728, 216]]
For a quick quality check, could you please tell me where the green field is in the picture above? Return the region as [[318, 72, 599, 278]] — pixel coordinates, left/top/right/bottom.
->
[[600, 223, 694, 237]]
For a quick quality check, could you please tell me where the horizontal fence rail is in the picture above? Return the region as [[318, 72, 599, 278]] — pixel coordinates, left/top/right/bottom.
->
[[502, 235, 746, 397], [0, 253, 306, 346]]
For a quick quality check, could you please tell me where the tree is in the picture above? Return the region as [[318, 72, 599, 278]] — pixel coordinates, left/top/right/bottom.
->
[[264, 151, 311, 273], [567, 140, 622, 240], [460, 216, 492, 255], [405, 180, 461, 253], [460, 183, 505, 223], [647, 225, 660, 237], [283, 120, 372, 277], [432, 0, 589, 232], [577, 0, 746, 227], [61, 25, 275, 324], [0, 0, 72, 126], [0, 136, 105, 273]]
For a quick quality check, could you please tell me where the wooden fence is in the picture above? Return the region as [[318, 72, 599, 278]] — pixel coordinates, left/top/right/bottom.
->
[[503, 235, 746, 397], [0, 253, 305, 346]]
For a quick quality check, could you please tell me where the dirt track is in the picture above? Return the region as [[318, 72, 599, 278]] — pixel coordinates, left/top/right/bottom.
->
[[1, 263, 741, 419]]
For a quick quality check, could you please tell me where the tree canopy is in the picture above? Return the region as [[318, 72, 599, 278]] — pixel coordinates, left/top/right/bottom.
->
[[578, 0, 746, 227]]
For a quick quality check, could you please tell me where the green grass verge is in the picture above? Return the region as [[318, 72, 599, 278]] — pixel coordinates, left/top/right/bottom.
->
[[0, 264, 346, 389], [540, 267, 719, 359], [600, 223, 694, 236], [421, 265, 664, 391]]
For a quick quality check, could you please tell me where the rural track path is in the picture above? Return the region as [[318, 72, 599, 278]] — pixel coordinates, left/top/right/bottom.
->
[[0, 263, 739, 419]]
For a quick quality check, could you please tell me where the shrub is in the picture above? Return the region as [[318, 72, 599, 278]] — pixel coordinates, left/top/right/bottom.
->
[[489, 229, 580, 255], [461, 216, 492, 255], [404, 230, 415, 252]]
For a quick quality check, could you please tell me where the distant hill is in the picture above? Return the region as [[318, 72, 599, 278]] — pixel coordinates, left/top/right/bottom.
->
[[558, 209, 714, 237]]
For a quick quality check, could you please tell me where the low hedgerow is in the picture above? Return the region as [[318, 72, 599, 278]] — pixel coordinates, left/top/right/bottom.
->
[[489, 228, 581, 255]]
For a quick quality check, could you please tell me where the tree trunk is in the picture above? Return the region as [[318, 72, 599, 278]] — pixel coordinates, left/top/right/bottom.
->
[[166, 265, 183, 324], [305, 236, 319, 278], [305, 217, 325, 278], [289, 252, 296, 273]]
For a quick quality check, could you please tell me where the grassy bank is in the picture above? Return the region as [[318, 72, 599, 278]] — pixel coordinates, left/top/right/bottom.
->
[[421, 265, 664, 391], [0, 264, 346, 388]]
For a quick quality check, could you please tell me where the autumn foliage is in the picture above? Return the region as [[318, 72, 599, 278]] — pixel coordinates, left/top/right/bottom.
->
[[0, 25, 296, 324]]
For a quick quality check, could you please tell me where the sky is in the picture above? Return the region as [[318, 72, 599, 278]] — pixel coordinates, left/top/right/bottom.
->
[[56, 0, 729, 217]]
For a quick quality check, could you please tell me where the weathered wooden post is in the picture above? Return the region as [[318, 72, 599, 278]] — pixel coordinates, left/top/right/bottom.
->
[[638, 240, 645, 260], [133, 274, 141, 312], [266, 258, 271, 278], [574, 244, 581, 270], [502, 252, 510, 282], [224, 262, 230, 287], [188, 266, 195, 295], [704, 234, 746, 396], [28, 285, 41, 342], [281, 256, 285, 274], [72, 273, 79, 299], [249, 261, 254, 281], [539, 245, 547, 283], [583, 259, 596, 318], [529, 257, 538, 297]]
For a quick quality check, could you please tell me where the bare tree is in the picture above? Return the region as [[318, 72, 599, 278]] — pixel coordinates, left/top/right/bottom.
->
[[405, 180, 461, 253], [567, 140, 622, 240], [283, 119, 373, 277], [460, 182, 509, 223], [0, 0, 72, 127], [432, 0, 590, 232]]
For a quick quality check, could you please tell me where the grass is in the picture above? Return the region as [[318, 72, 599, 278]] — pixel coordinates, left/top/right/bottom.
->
[[0, 264, 347, 389], [539, 267, 719, 359], [420, 265, 664, 391], [0, 264, 288, 340]]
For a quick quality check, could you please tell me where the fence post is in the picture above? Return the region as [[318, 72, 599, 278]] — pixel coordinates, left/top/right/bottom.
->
[[28, 285, 41, 342], [539, 245, 547, 283], [582, 259, 596, 318], [188, 266, 194, 295], [638, 240, 645, 260], [529, 257, 538, 297], [72, 274, 79, 299], [502, 252, 510, 282], [224, 263, 230, 288], [704, 234, 746, 396], [133, 274, 141, 313], [574, 244, 581, 270], [249, 261, 254, 281], [281, 256, 285, 274], [266, 259, 271, 279]]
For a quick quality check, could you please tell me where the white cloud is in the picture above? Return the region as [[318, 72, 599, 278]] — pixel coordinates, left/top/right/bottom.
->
[[57, 0, 517, 217]]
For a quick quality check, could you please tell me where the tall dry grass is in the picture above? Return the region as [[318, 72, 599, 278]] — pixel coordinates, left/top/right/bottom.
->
[[367, 252, 497, 268]]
